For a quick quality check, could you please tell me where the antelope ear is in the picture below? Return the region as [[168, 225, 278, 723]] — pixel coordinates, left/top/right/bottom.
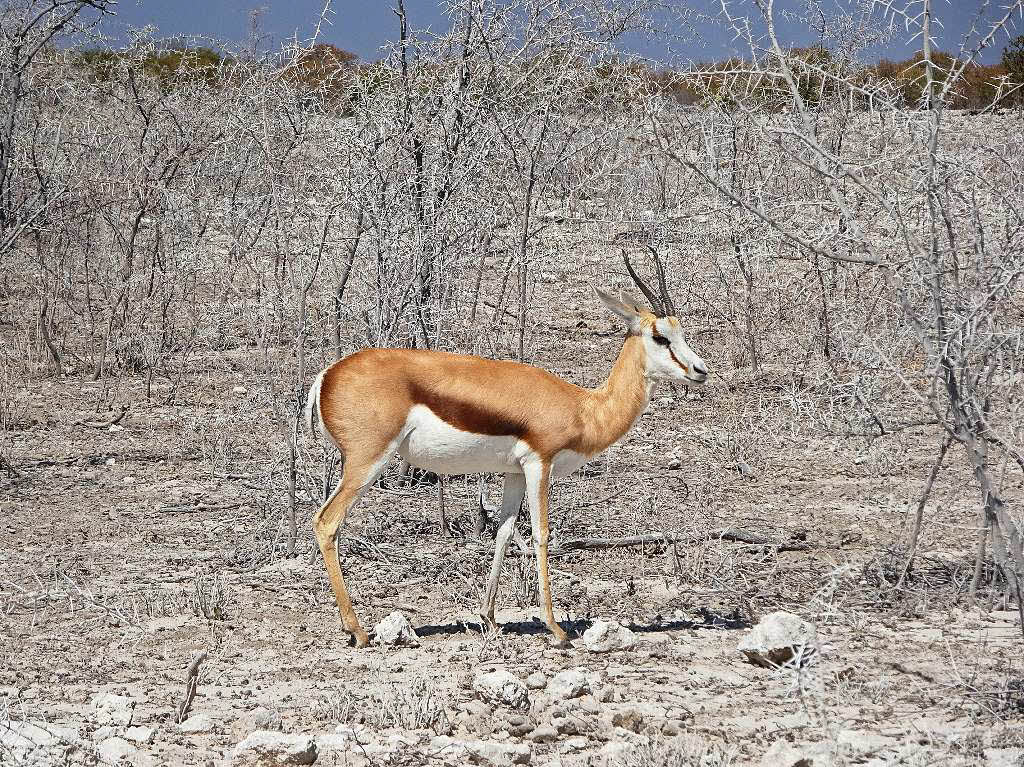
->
[[617, 290, 646, 315], [595, 286, 641, 322]]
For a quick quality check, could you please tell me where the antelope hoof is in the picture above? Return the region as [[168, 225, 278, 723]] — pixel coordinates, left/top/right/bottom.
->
[[350, 628, 371, 648], [549, 631, 571, 650]]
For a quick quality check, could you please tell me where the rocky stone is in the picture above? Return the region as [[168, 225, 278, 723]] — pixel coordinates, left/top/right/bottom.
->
[[242, 707, 283, 732], [601, 703, 668, 735], [660, 719, 685, 736], [429, 736, 531, 766], [232, 731, 318, 765], [457, 700, 495, 736], [316, 733, 352, 754], [610, 709, 645, 734], [333, 724, 373, 745], [91, 692, 135, 726], [525, 672, 547, 690], [473, 669, 530, 710], [123, 725, 158, 745], [547, 670, 589, 700], [177, 713, 216, 734], [595, 684, 617, 703], [598, 742, 633, 761], [92, 724, 118, 741], [572, 695, 602, 715], [552, 715, 584, 736], [372, 611, 420, 647], [557, 736, 589, 754], [985, 747, 1024, 767], [739, 611, 819, 668], [0, 720, 80, 758], [97, 735, 137, 763], [529, 726, 558, 744], [582, 619, 637, 653], [504, 714, 535, 737]]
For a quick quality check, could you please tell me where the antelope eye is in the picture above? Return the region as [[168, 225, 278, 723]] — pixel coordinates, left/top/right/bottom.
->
[[652, 335, 671, 347]]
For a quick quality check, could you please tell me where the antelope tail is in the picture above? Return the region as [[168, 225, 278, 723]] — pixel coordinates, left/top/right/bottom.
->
[[304, 370, 326, 437]]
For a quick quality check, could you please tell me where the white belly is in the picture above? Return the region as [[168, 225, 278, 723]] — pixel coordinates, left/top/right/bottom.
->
[[397, 405, 593, 478], [398, 405, 522, 474], [551, 449, 588, 477]]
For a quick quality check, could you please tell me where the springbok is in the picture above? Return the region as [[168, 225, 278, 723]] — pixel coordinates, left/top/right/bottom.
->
[[305, 257, 707, 647]]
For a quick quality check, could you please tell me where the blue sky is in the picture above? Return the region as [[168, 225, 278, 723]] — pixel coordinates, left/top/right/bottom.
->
[[103, 1, 1020, 64]]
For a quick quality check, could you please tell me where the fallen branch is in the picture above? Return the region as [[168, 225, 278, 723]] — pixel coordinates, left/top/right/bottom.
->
[[549, 527, 820, 557], [830, 419, 939, 438], [175, 650, 208, 724], [77, 405, 127, 429], [158, 503, 243, 514]]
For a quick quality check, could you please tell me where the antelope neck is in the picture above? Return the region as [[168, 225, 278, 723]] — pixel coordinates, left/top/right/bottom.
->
[[579, 335, 652, 455]]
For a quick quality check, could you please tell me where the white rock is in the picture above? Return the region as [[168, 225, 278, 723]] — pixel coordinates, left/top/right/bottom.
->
[[233, 386, 248, 394], [242, 706, 282, 732], [429, 735, 531, 766], [123, 725, 158, 744], [986, 747, 1024, 767], [108, 424, 124, 433], [738, 611, 818, 668], [529, 725, 558, 743], [547, 669, 589, 700], [473, 670, 530, 710], [598, 742, 633, 761], [91, 692, 135, 726], [557, 736, 589, 754], [232, 731, 318, 765], [333, 724, 373, 745], [177, 713, 215, 734], [0, 720, 80, 755], [318, 734, 397, 763], [582, 619, 637, 653], [97, 736, 137, 763], [92, 725, 117, 741], [316, 733, 353, 754], [372, 611, 420, 647], [525, 672, 547, 690]]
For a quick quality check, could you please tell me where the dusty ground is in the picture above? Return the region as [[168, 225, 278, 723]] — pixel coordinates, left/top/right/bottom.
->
[[3, 277, 1024, 767]]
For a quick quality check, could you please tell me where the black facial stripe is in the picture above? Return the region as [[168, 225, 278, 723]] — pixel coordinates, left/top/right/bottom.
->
[[669, 348, 689, 372]]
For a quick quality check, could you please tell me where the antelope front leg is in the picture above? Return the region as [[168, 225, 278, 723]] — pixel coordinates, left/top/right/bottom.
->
[[522, 459, 569, 647]]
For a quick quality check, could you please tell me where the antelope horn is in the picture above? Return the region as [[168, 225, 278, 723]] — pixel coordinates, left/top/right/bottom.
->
[[647, 244, 676, 317], [622, 249, 664, 316]]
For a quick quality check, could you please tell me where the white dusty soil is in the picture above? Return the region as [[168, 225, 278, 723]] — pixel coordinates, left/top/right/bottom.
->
[[3, 286, 1024, 766]]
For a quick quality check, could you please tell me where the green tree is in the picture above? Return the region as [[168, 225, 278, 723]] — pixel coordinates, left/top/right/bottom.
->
[[1002, 34, 1024, 108]]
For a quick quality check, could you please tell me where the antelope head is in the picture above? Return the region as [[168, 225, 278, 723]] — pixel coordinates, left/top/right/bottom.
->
[[595, 249, 708, 386]]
